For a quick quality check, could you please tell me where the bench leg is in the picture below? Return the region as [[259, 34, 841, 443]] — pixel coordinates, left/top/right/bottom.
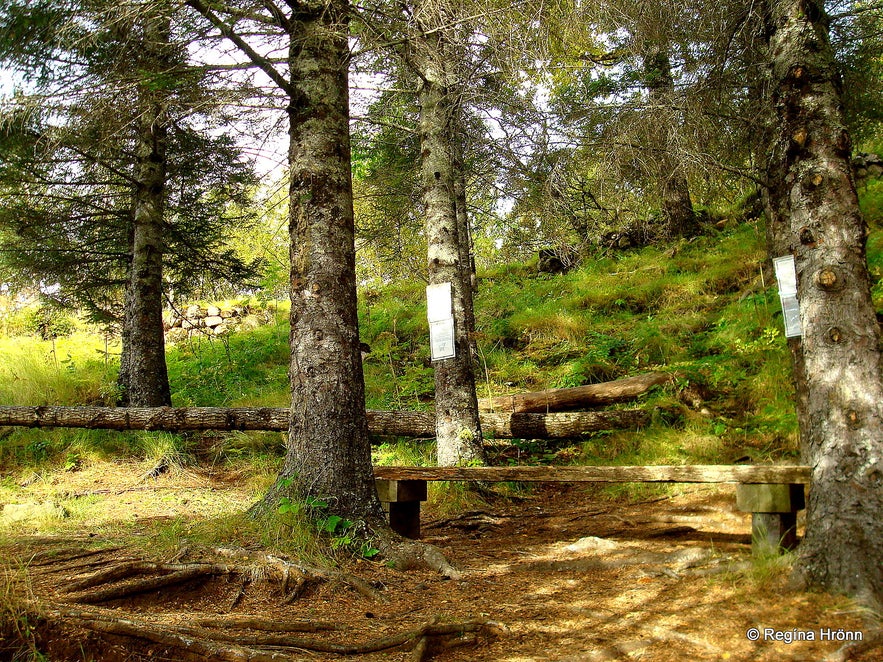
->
[[376, 479, 427, 540], [751, 512, 798, 555], [383, 501, 422, 539]]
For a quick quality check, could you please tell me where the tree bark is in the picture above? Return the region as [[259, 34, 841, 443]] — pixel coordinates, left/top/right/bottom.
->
[[268, 0, 383, 521], [478, 372, 672, 413], [644, 45, 697, 239], [452, 136, 478, 336], [761, 0, 883, 610], [0, 406, 650, 438], [415, 4, 485, 467], [120, 14, 172, 407]]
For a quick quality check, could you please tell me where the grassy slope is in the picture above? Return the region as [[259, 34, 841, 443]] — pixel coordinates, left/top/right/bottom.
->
[[2, 190, 882, 473], [361, 220, 799, 467]]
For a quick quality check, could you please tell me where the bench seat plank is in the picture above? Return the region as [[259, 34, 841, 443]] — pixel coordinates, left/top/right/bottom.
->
[[374, 464, 811, 484]]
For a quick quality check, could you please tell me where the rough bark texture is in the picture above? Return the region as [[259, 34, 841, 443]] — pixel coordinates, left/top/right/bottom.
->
[[452, 139, 478, 338], [762, 0, 883, 609], [120, 15, 173, 407], [0, 406, 649, 438], [644, 46, 696, 239], [478, 372, 672, 413], [373, 464, 812, 484], [415, 4, 485, 467], [272, 0, 383, 522]]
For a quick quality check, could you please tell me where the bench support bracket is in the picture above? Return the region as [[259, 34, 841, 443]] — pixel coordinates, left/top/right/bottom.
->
[[736, 483, 805, 555]]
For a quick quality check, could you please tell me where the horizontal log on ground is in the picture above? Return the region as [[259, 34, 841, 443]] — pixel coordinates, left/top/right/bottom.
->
[[0, 406, 648, 439], [368, 409, 650, 438], [478, 372, 673, 413], [0, 406, 292, 432], [373, 464, 812, 484]]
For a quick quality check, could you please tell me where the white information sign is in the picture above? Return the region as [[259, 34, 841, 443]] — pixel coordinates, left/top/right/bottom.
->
[[427, 283, 456, 360], [773, 255, 798, 296], [773, 255, 803, 338], [429, 319, 456, 360], [426, 282, 453, 322]]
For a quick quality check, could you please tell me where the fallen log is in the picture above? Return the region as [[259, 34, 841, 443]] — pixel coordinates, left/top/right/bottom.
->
[[0, 405, 648, 438], [478, 372, 672, 413], [369, 409, 650, 438]]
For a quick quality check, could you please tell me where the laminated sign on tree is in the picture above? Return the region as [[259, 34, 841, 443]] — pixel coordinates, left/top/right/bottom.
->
[[427, 282, 455, 360]]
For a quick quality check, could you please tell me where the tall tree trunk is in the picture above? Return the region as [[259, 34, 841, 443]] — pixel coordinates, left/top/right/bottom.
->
[[416, 21, 485, 467], [762, 0, 883, 610], [122, 14, 172, 407], [644, 46, 696, 238], [452, 138, 478, 341], [116, 238, 135, 405], [265, 0, 383, 521]]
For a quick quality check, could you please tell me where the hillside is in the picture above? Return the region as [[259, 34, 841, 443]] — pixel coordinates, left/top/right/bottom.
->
[[4, 207, 883, 471], [2, 205, 883, 661]]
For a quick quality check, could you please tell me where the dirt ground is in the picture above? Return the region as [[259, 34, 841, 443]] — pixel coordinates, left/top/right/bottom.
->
[[1, 463, 881, 662]]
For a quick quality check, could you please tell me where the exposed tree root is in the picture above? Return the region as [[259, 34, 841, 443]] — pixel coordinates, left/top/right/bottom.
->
[[26, 546, 121, 567], [824, 628, 883, 662], [25, 545, 500, 660], [48, 605, 503, 660], [50, 608, 293, 662], [31, 554, 137, 577], [63, 566, 227, 604], [189, 615, 343, 633], [52, 551, 385, 607], [209, 547, 385, 602], [377, 536, 463, 581], [59, 561, 227, 594], [57, 561, 236, 603], [227, 577, 249, 610]]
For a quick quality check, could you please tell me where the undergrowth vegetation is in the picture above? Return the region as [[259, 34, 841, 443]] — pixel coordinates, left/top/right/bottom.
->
[[2, 206, 882, 480]]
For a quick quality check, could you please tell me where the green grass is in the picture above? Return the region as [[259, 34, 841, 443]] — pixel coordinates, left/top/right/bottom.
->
[[0, 332, 118, 407], [5, 201, 883, 475], [166, 305, 290, 407]]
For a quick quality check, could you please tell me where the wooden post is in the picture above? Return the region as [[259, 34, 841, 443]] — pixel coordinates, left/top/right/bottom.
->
[[375, 479, 427, 539], [736, 483, 805, 555]]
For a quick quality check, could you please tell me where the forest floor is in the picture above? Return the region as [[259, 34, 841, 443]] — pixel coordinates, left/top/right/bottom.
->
[[1, 462, 881, 662]]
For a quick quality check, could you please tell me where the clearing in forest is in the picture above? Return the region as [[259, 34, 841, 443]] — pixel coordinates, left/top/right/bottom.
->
[[1, 462, 880, 661]]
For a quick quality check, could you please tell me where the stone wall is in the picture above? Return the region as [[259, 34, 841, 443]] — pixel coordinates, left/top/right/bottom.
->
[[853, 152, 883, 182], [164, 303, 274, 342]]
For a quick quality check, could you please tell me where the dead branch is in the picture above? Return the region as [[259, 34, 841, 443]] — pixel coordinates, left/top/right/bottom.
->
[[410, 634, 430, 662], [478, 372, 672, 413], [0, 404, 648, 438]]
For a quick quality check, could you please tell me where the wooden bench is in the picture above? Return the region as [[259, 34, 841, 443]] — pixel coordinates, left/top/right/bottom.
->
[[374, 465, 811, 555]]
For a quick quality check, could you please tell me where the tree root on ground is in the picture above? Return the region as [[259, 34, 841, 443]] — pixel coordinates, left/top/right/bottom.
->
[[209, 547, 386, 602], [376, 536, 463, 580], [824, 628, 883, 662], [53, 550, 384, 606], [26, 546, 122, 567], [46, 605, 504, 661], [58, 562, 236, 604], [188, 614, 343, 633]]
